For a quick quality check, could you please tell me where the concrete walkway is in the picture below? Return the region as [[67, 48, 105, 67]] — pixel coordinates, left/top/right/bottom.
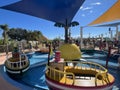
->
[[0, 79, 18, 90], [0, 73, 19, 90], [0, 52, 11, 65], [0, 53, 19, 90]]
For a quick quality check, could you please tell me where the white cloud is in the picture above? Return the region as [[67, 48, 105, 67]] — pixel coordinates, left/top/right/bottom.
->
[[80, 6, 83, 10], [89, 10, 93, 13], [81, 7, 93, 11], [81, 14, 85, 17], [91, 2, 101, 5]]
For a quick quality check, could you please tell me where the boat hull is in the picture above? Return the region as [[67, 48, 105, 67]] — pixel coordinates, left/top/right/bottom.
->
[[4, 59, 30, 75], [45, 75, 114, 90], [5, 65, 29, 74]]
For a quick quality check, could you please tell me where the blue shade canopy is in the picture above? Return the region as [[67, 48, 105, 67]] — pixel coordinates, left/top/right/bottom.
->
[[1, 0, 85, 24]]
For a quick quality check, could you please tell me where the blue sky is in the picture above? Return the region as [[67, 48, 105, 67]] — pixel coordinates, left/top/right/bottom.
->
[[0, 0, 118, 39]]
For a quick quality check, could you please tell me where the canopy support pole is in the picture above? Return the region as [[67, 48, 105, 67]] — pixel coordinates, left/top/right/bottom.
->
[[64, 19, 69, 43], [116, 25, 119, 41], [80, 27, 83, 49]]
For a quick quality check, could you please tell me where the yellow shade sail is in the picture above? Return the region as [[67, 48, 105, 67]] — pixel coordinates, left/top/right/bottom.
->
[[88, 0, 120, 26]]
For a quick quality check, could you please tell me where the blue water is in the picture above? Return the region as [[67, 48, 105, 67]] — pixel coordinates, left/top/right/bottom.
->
[[21, 52, 50, 90], [20, 64, 48, 90], [82, 50, 107, 59], [8, 51, 120, 89], [27, 52, 49, 65]]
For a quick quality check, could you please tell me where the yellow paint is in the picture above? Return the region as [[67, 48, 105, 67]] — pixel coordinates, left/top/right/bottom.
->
[[88, 0, 120, 25], [58, 44, 81, 61], [46, 61, 115, 87]]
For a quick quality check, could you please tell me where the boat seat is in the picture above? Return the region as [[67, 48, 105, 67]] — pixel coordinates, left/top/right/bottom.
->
[[64, 66, 107, 81], [60, 76, 73, 85]]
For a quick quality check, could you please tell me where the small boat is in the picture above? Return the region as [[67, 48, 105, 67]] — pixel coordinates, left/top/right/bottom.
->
[[45, 60, 114, 90], [5, 46, 30, 74], [45, 44, 115, 90]]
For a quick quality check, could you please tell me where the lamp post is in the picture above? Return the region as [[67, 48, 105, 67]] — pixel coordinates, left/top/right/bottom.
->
[[80, 27, 83, 49], [105, 33, 108, 50], [116, 25, 119, 41], [109, 28, 113, 41], [101, 34, 103, 41]]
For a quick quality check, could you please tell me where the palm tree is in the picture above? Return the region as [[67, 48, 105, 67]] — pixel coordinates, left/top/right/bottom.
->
[[0, 24, 9, 45], [0, 24, 9, 55], [54, 19, 79, 43]]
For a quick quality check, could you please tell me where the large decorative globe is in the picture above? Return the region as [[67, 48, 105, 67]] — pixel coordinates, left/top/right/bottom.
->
[[58, 44, 81, 61]]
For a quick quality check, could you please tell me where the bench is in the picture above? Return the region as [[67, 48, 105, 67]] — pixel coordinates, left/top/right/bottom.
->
[[64, 66, 109, 85]]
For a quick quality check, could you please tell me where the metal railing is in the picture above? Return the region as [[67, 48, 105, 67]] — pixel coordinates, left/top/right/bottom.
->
[[6, 57, 29, 70], [46, 65, 75, 85], [65, 61, 107, 72], [46, 61, 108, 85], [65, 61, 108, 85]]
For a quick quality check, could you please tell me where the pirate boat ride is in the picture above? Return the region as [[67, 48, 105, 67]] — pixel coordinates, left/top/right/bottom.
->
[[5, 43, 30, 74], [45, 43, 115, 90]]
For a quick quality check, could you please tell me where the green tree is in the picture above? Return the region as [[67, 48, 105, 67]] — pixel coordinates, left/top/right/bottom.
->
[[0, 24, 9, 54], [8, 28, 27, 41], [7, 27, 48, 46], [0, 39, 3, 45], [26, 31, 34, 42], [0, 24, 9, 45], [26, 30, 48, 43]]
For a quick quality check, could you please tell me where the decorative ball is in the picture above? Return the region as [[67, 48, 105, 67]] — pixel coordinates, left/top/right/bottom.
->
[[58, 44, 81, 61]]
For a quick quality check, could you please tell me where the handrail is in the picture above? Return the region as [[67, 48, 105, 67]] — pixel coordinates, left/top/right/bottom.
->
[[64, 61, 108, 84], [7, 58, 28, 63], [65, 61, 107, 72], [6, 57, 29, 69], [46, 61, 108, 85], [46, 65, 75, 85]]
